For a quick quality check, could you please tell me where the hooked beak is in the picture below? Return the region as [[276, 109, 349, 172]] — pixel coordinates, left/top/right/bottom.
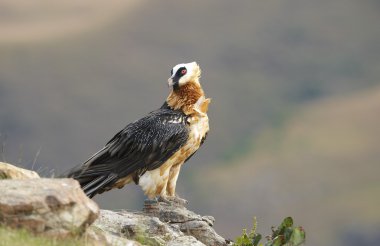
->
[[168, 77, 174, 87], [168, 76, 180, 90]]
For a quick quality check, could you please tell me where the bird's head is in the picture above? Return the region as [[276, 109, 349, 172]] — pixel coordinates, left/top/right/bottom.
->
[[168, 62, 201, 90]]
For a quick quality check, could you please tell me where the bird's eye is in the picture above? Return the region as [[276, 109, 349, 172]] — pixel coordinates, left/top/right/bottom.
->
[[181, 69, 187, 75], [170, 69, 173, 75]]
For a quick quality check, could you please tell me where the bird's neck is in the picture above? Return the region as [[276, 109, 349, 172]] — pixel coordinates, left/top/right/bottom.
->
[[166, 81, 205, 115]]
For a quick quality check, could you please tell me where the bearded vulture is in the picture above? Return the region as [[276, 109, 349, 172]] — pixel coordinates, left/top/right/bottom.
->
[[64, 62, 211, 202]]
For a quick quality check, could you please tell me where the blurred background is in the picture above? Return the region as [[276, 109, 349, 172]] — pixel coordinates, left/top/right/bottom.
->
[[1, 0, 379, 245]]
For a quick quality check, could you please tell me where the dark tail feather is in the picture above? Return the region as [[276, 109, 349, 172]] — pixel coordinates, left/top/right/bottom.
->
[[82, 174, 117, 198], [59, 165, 118, 198]]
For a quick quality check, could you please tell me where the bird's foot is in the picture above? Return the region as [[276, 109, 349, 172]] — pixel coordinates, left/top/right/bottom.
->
[[144, 198, 159, 205], [143, 198, 160, 214]]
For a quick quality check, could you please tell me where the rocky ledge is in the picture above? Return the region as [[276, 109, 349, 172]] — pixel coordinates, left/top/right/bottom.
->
[[0, 162, 231, 245], [93, 199, 230, 246]]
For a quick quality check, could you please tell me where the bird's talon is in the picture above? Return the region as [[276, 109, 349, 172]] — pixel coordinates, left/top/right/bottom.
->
[[144, 198, 159, 205]]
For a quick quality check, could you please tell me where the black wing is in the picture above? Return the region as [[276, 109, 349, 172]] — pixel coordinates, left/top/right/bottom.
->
[[65, 108, 189, 197]]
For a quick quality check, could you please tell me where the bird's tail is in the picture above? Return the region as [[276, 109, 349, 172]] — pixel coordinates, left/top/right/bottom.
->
[[60, 165, 117, 198], [81, 173, 117, 198]]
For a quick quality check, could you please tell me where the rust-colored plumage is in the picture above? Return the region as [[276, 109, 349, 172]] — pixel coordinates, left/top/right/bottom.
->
[[166, 82, 204, 115]]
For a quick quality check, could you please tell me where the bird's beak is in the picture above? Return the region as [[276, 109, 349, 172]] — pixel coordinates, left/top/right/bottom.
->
[[168, 77, 174, 87]]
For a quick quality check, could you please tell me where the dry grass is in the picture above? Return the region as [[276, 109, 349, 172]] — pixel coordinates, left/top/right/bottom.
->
[[0, 226, 87, 246]]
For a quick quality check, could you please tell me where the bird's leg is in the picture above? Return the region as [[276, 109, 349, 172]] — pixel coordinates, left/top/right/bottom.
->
[[164, 165, 188, 206], [166, 165, 181, 196]]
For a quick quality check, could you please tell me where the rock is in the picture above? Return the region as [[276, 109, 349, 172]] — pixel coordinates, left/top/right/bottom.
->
[[0, 162, 40, 179], [102, 233, 142, 246], [167, 235, 206, 246], [0, 178, 99, 237], [92, 199, 231, 246], [87, 226, 141, 246], [93, 209, 184, 246], [144, 200, 228, 246], [178, 220, 227, 246], [0, 163, 230, 245]]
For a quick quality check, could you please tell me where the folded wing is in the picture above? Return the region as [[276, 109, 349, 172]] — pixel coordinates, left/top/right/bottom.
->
[[65, 108, 189, 197]]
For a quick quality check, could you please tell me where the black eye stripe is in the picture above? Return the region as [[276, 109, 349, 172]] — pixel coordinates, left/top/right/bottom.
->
[[175, 67, 187, 77]]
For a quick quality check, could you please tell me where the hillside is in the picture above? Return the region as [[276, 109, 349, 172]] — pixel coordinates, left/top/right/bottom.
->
[[0, 1, 379, 246], [1, 0, 379, 170], [195, 87, 380, 245]]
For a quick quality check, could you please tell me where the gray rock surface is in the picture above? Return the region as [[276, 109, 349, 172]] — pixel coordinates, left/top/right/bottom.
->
[[167, 235, 206, 246], [0, 178, 99, 237], [0, 163, 231, 245], [92, 199, 231, 246], [87, 226, 142, 246]]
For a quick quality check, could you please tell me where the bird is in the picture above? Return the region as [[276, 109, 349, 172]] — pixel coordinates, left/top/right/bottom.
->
[[64, 61, 211, 203]]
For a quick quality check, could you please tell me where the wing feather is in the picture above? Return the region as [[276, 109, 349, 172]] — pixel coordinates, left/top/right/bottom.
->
[[65, 108, 189, 197]]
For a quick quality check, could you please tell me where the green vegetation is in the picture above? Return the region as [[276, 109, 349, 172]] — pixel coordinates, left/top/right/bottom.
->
[[0, 226, 88, 246], [234, 217, 305, 246]]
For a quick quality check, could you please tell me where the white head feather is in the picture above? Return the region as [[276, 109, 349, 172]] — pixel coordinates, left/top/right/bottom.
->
[[168, 61, 201, 87]]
